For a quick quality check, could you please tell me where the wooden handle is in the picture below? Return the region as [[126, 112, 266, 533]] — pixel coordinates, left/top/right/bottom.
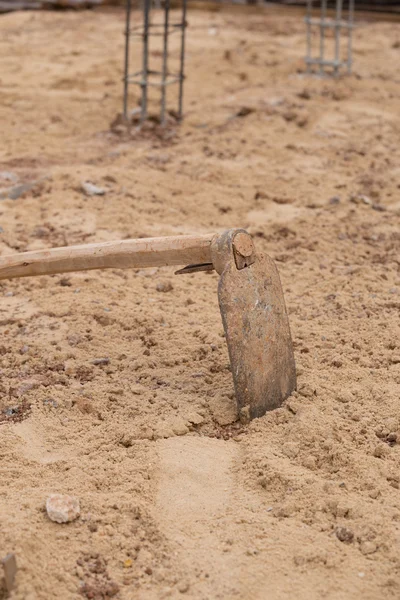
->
[[0, 234, 215, 281]]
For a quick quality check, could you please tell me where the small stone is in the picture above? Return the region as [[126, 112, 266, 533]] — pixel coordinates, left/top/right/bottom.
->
[[177, 581, 190, 593], [360, 541, 377, 555], [387, 432, 397, 444], [331, 357, 343, 368], [336, 527, 354, 543], [91, 357, 110, 366], [373, 444, 389, 459], [329, 196, 340, 205], [171, 419, 189, 436], [81, 181, 106, 196], [5, 407, 18, 417], [369, 489, 380, 499], [372, 203, 386, 212], [46, 494, 80, 524], [156, 281, 173, 293]]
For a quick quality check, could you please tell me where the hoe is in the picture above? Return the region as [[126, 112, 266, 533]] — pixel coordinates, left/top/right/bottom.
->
[[0, 229, 296, 420]]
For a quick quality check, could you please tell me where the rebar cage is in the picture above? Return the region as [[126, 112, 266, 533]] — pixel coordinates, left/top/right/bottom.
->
[[123, 0, 187, 125], [305, 0, 355, 76]]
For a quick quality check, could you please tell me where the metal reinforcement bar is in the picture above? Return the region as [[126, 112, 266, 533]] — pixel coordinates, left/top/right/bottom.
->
[[123, 0, 188, 126], [305, 0, 355, 76]]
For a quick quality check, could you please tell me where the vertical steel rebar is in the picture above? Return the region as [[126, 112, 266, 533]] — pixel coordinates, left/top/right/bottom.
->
[[178, 0, 187, 120], [334, 0, 343, 76], [319, 0, 327, 75], [123, 0, 187, 126], [141, 0, 151, 123], [305, 0, 312, 73], [160, 0, 170, 124], [347, 0, 355, 74], [123, 0, 132, 120]]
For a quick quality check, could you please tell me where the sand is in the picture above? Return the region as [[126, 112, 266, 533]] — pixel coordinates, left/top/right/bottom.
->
[[0, 5, 399, 599]]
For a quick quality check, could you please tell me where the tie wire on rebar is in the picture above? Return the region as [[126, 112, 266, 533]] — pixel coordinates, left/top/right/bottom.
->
[[305, 0, 355, 76], [123, 0, 187, 126]]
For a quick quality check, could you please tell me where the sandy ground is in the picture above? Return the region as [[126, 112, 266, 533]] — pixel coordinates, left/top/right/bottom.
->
[[0, 4, 399, 599]]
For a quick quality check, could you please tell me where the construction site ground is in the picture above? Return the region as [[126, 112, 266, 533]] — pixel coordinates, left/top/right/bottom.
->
[[0, 5, 399, 599]]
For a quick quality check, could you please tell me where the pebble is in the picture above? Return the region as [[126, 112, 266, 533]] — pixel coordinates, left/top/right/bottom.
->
[[5, 407, 18, 417], [156, 281, 173, 293], [177, 581, 190, 594], [171, 418, 189, 436], [81, 181, 106, 196], [335, 526, 354, 543], [373, 444, 389, 459], [46, 494, 80, 524], [91, 357, 110, 366], [360, 541, 377, 555], [369, 489, 380, 499]]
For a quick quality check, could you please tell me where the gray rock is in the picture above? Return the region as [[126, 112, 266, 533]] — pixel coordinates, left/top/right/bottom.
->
[[1, 183, 36, 200], [81, 181, 106, 196], [0, 171, 18, 183]]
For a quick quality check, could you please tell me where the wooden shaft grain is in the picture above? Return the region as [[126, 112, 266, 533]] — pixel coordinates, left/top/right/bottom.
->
[[0, 234, 215, 281]]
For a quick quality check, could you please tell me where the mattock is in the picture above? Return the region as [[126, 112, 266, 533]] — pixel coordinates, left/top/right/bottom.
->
[[0, 229, 296, 420]]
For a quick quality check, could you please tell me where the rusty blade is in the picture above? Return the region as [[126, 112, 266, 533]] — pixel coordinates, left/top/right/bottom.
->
[[218, 253, 296, 420]]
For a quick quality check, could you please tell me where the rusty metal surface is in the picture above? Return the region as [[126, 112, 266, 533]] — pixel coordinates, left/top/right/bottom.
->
[[218, 253, 296, 419]]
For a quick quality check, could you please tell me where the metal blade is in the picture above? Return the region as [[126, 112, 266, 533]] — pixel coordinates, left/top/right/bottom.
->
[[218, 253, 296, 420]]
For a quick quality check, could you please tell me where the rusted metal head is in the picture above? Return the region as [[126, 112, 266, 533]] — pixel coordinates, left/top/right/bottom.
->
[[211, 229, 296, 420]]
